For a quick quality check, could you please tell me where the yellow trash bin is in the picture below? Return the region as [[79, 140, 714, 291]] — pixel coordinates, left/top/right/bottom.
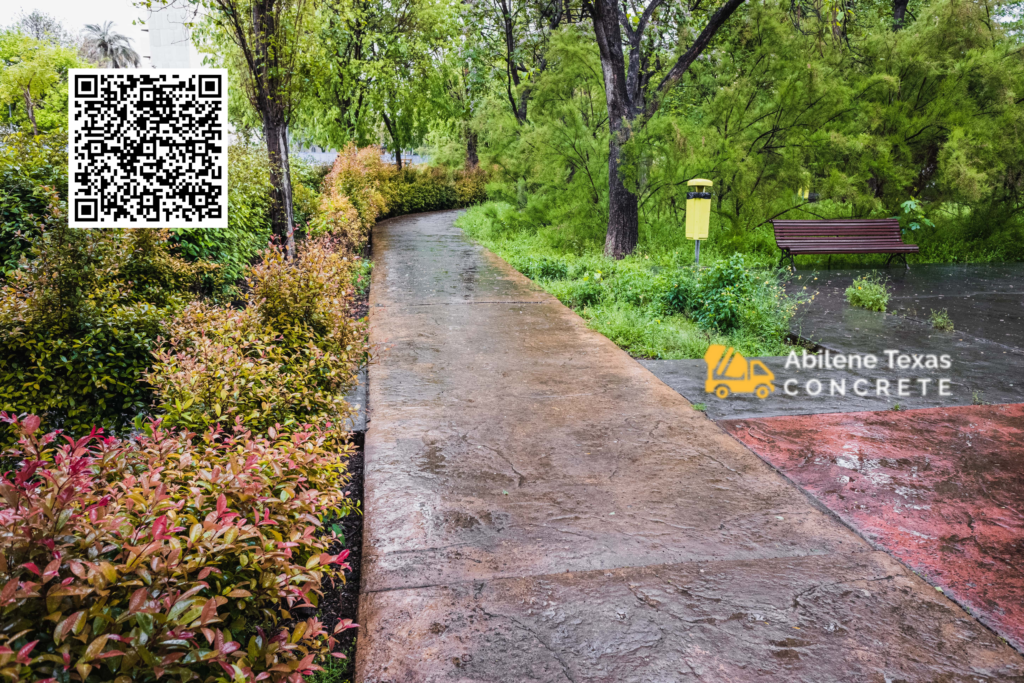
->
[[686, 178, 712, 264]]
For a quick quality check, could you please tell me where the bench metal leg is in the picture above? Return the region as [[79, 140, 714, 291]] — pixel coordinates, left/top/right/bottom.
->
[[884, 253, 910, 270], [779, 250, 796, 272]]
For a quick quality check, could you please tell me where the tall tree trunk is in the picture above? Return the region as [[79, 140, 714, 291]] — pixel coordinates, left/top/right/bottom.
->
[[589, 0, 747, 258], [22, 88, 38, 136], [591, 0, 639, 259], [466, 129, 479, 168], [893, 0, 909, 28], [381, 111, 402, 170], [605, 133, 639, 257], [265, 114, 296, 259]]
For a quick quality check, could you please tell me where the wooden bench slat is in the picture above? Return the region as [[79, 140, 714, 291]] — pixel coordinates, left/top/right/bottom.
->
[[770, 218, 918, 269]]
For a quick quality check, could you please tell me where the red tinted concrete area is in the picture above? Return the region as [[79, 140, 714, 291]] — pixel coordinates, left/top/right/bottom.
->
[[722, 403, 1024, 652]]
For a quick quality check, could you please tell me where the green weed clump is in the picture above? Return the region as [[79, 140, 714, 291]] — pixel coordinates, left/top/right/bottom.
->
[[845, 273, 890, 312], [930, 308, 954, 331]]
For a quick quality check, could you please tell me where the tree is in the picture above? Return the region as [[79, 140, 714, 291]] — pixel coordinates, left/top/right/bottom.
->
[[587, 0, 747, 257], [0, 31, 81, 135], [191, 0, 312, 258], [82, 22, 141, 67], [15, 11, 78, 49], [470, 0, 580, 124], [312, 0, 453, 168]]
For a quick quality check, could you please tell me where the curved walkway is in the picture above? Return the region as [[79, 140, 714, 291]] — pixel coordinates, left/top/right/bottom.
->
[[356, 210, 1024, 682]]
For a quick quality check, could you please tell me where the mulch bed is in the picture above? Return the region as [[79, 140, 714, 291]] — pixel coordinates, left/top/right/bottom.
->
[[317, 438, 364, 668]]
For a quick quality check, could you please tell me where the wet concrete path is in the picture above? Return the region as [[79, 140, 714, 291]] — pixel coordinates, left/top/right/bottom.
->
[[357, 211, 1024, 682]]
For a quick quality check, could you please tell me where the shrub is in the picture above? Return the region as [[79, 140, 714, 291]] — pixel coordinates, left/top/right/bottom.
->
[[310, 148, 488, 249], [383, 168, 457, 216], [146, 239, 366, 435], [309, 146, 390, 249], [0, 132, 67, 273], [845, 273, 890, 312], [692, 255, 754, 331], [454, 168, 488, 206], [0, 412, 358, 682], [247, 239, 362, 353], [664, 274, 699, 314], [930, 308, 954, 331], [290, 157, 333, 231], [0, 199, 199, 442], [382, 167, 488, 219], [170, 145, 276, 296]]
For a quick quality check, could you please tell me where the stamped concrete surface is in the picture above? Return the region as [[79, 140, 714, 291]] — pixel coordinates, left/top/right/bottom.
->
[[357, 210, 1024, 682], [721, 403, 1024, 652], [790, 264, 1024, 355]]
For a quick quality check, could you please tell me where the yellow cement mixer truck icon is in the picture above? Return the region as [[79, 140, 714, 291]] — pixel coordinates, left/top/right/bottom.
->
[[704, 345, 775, 399]]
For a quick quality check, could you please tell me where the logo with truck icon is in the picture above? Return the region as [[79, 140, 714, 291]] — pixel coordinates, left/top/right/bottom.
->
[[704, 345, 775, 399]]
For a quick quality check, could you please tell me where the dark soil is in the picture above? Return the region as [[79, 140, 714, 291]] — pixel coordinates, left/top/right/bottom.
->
[[319, 438, 364, 669], [350, 297, 369, 321]]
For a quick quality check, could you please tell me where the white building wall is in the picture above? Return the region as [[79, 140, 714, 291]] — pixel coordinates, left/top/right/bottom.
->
[[144, 2, 202, 69]]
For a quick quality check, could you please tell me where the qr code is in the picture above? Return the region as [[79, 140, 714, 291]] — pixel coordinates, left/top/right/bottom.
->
[[69, 69, 228, 228]]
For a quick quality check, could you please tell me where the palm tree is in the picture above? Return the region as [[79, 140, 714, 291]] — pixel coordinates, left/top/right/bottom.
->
[[82, 22, 140, 68]]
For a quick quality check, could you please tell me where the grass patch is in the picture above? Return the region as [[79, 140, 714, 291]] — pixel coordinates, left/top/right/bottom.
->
[[456, 202, 806, 359], [845, 272, 890, 312]]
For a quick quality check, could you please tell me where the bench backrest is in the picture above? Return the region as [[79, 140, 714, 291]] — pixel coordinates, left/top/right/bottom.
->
[[772, 219, 903, 246]]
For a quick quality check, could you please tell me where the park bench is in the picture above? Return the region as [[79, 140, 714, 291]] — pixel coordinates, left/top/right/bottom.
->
[[772, 219, 919, 271]]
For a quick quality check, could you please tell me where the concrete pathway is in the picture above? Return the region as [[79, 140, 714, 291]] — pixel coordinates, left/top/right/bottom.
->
[[357, 211, 1024, 682]]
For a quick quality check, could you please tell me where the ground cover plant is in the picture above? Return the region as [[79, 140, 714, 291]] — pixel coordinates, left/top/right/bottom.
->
[[457, 202, 807, 359], [0, 412, 358, 682], [845, 273, 891, 312]]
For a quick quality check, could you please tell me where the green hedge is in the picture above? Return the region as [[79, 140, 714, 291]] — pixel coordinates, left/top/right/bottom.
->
[[381, 166, 487, 218]]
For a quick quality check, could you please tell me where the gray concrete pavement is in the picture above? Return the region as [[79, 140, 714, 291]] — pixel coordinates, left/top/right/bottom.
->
[[356, 211, 1024, 682]]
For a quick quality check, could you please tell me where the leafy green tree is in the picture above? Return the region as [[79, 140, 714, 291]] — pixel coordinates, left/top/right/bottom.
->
[[0, 31, 84, 134], [306, 0, 454, 168], [187, 0, 315, 258]]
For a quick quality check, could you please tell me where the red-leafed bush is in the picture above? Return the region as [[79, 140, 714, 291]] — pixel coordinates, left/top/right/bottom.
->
[[0, 413, 358, 682]]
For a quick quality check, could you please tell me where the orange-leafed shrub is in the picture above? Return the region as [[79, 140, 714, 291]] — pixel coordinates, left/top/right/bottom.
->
[[310, 146, 490, 248], [0, 412, 358, 682], [146, 239, 366, 436], [309, 146, 390, 250]]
